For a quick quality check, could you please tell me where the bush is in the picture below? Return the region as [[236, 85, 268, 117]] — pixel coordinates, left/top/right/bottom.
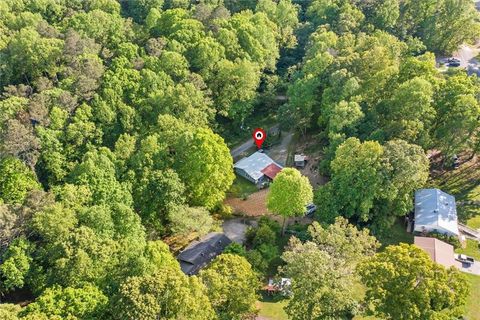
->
[[246, 249, 268, 273], [245, 226, 257, 246], [213, 203, 233, 219], [253, 224, 277, 248], [246, 243, 280, 274], [416, 231, 462, 249], [258, 216, 281, 234], [224, 243, 247, 257]]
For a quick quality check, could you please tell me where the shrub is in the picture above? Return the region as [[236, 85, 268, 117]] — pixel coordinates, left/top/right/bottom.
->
[[258, 216, 281, 234], [224, 243, 247, 257], [253, 224, 277, 248], [416, 231, 462, 249]]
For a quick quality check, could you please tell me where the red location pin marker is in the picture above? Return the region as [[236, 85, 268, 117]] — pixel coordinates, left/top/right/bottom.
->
[[253, 128, 266, 149]]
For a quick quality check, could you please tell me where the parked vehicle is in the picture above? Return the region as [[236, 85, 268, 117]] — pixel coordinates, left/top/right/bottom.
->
[[305, 203, 317, 216], [448, 57, 461, 67], [456, 254, 475, 265]]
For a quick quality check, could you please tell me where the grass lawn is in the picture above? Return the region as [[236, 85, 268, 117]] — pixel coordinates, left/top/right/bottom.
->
[[226, 175, 258, 199], [456, 239, 480, 260], [256, 294, 289, 320], [374, 219, 414, 249], [429, 157, 480, 229], [464, 274, 480, 320]]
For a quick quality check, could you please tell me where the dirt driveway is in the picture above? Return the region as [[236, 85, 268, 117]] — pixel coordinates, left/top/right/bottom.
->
[[225, 189, 271, 216]]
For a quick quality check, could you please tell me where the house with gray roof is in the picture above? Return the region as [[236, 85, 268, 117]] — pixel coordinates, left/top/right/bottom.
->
[[414, 189, 459, 237], [177, 233, 231, 275], [234, 151, 283, 185]]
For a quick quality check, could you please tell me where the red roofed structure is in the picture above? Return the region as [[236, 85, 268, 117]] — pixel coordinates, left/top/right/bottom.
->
[[261, 163, 282, 180]]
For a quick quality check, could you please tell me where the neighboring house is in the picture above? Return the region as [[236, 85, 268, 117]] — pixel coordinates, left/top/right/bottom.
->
[[294, 154, 307, 168], [234, 151, 283, 185], [414, 189, 459, 237], [177, 233, 231, 275], [414, 236, 456, 268]]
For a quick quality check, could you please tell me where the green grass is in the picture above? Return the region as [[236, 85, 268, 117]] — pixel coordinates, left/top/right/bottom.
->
[[467, 216, 480, 230], [430, 159, 480, 228], [456, 239, 480, 260], [257, 294, 289, 320], [464, 274, 480, 320], [375, 219, 414, 249], [226, 175, 258, 198]]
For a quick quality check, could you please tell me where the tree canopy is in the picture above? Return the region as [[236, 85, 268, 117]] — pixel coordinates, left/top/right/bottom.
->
[[359, 244, 470, 320]]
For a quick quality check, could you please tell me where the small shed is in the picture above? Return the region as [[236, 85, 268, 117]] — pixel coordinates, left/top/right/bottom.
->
[[294, 154, 307, 168], [178, 233, 231, 275], [414, 189, 459, 237]]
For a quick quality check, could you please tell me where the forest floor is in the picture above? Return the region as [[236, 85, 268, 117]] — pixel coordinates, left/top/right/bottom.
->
[[291, 132, 329, 187]]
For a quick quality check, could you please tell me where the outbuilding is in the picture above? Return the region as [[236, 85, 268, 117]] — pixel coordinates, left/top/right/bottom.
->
[[294, 154, 307, 168], [414, 189, 459, 237]]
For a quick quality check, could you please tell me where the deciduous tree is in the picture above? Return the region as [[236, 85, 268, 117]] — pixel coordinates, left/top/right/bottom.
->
[[359, 244, 469, 319], [267, 168, 313, 234]]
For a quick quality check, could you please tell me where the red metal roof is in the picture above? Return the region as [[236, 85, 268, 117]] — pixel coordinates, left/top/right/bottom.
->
[[261, 163, 282, 180]]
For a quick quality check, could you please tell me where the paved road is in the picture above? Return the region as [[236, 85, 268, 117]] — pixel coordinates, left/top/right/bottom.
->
[[230, 124, 280, 160], [437, 42, 480, 76]]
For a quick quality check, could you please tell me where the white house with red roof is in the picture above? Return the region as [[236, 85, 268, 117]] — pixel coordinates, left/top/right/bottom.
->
[[234, 151, 283, 185]]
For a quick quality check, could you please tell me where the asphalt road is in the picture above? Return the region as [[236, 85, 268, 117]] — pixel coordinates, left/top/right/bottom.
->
[[230, 124, 280, 160]]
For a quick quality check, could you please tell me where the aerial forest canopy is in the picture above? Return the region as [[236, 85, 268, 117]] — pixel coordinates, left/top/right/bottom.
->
[[0, 0, 479, 319]]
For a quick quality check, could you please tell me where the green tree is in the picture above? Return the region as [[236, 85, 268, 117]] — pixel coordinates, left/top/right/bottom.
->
[[375, 140, 429, 228], [0, 156, 41, 204], [168, 205, 213, 237], [256, 0, 300, 47], [267, 168, 313, 234], [0, 304, 21, 320], [20, 285, 108, 320], [281, 218, 378, 320], [0, 236, 33, 293], [433, 73, 480, 158], [208, 59, 261, 124], [175, 128, 234, 209], [359, 244, 470, 319], [2, 28, 63, 85], [200, 254, 259, 320], [316, 138, 384, 223], [133, 169, 186, 234], [116, 265, 215, 320]]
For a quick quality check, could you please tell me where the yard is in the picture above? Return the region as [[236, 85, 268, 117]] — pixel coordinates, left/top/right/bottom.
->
[[256, 294, 289, 320], [456, 239, 480, 260], [227, 175, 258, 199], [374, 219, 414, 249], [464, 273, 480, 320]]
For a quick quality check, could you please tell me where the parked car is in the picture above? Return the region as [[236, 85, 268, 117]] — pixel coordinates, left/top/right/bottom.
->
[[448, 57, 461, 67], [456, 254, 475, 265], [452, 154, 460, 169], [305, 203, 317, 216]]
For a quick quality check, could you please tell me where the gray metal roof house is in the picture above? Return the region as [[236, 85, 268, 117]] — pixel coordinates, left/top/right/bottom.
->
[[414, 189, 459, 236], [234, 151, 283, 184], [177, 233, 231, 275]]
